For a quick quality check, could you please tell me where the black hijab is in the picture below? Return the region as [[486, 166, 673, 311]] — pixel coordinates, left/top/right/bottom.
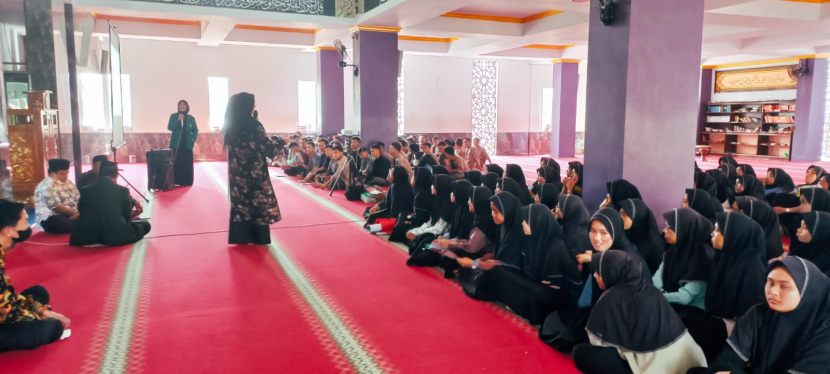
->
[[540, 157, 558, 170], [485, 164, 504, 177], [521, 204, 582, 285], [469, 187, 498, 243], [465, 170, 483, 186], [619, 198, 664, 275], [766, 168, 795, 193], [432, 165, 450, 176], [737, 199, 784, 261], [793, 212, 830, 276], [505, 164, 533, 203], [720, 163, 738, 187], [558, 194, 593, 256], [590, 208, 652, 279], [685, 189, 718, 223], [706, 168, 732, 203], [222, 92, 257, 147], [736, 174, 766, 201], [695, 171, 718, 198], [586, 250, 688, 353], [449, 180, 475, 239], [806, 165, 827, 186], [662, 208, 712, 292], [177, 99, 190, 115], [483, 172, 499, 193], [801, 187, 830, 213], [533, 165, 563, 193], [706, 212, 767, 319], [737, 164, 756, 177], [606, 179, 642, 209], [719, 155, 738, 167], [497, 178, 532, 206], [412, 167, 435, 218], [534, 184, 559, 210], [727, 257, 830, 374], [568, 161, 584, 196], [385, 166, 415, 216], [430, 175, 454, 224], [490, 192, 525, 268]]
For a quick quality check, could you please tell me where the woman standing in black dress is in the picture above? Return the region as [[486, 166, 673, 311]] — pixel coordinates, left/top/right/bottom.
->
[[168, 100, 198, 186], [222, 93, 281, 245]]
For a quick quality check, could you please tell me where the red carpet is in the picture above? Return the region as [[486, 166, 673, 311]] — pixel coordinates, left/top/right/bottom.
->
[[205, 163, 579, 373], [0, 165, 147, 372]]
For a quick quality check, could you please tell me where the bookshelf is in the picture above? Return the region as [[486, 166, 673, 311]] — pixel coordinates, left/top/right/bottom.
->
[[699, 100, 795, 160]]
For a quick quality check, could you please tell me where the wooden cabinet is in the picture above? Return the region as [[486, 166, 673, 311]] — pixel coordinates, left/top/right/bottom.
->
[[699, 100, 794, 160], [5, 91, 59, 206]]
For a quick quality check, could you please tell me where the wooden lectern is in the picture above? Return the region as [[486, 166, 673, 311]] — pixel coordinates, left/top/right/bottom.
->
[[6, 91, 60, 207]]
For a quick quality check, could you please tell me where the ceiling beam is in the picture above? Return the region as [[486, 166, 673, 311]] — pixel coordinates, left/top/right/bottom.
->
[[198, 20, 235, 47], [356, 0, 481, 28]]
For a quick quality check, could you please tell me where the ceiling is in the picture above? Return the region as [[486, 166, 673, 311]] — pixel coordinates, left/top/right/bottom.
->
[[65, 0, 830, 65]]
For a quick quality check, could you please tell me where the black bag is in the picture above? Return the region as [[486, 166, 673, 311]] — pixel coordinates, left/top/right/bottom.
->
[[345, 185, 365, 201], [147, 149, 174, 191], [538, 307, 592, 353]]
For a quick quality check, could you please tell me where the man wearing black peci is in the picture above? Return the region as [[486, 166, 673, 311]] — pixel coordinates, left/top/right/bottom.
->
[[70, 161, 150, 247], [76, 155, 109, 189]]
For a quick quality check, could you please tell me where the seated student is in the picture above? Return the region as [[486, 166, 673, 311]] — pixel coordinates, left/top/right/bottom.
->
[[349, 136, 362, 159], [533, 183, 559, 210], [734, 174, 766, 201], [764, 167, 795, 196], [281, 142, 309, 177], [684, 212, 766, 362], [599, 179, 641, 210], [70, 162, 151, 247], [365, 166, 414, 225], [531, 165, 563, 196], [302, 140, 331, 182], [430, 137, 440, 154], [453, 139, 467, 160], [405, 174, 454, 253], [736, 163, 755, 177], [0, 199, 69, 353], [690, 257, 830, 374], [694, 171, 718, 198], [365, 144, 391, 186], [436, 141, 448, 166], [357, 147, 371, 179], [736, 199, 783, 262], [573, 251, 706, 374], [472, 138, 491, 167], [443, 147, 470, 180], [408, 181, 475, 270], [504, 164, 533, 202], [483, 172, 499, 193], [316, 146, 350, 190], [433, 186, 496, 262], [465, 170, 483, 186], [389, 142, 413, 180], [464, 138, 481, 170], [554, 194, 593, 256], [789, 211, 830, 276], [406, 143, 420, 164], [706, 168, 733, 204], [414, 143, 438, 168], [388, 167, 434, 243], [76, 155, 109, 189], [496, 178, 533, 206], [655, 208, 712, 311], [682, 189, 719, 224], [376, 141, 395, 163], [777, 187, 830, 253], [562, 162, 583, 197], [618, 198, 664, 275], [34, 159, 81, 234], [485, 163, 504, 178]]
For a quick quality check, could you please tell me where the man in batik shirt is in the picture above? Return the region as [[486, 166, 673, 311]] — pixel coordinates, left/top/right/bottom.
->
[[34, 159, 80, 234]]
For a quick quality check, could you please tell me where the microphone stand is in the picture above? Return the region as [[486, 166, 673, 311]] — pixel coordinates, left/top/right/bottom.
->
[[329, 154, 359, 196], [109, 141, 150, 203]]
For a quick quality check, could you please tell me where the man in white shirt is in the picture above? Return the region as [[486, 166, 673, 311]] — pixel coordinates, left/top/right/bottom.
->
[[389, 142, 413, 180], [34, 159, 80, 234], [444, 146, 470, 180]]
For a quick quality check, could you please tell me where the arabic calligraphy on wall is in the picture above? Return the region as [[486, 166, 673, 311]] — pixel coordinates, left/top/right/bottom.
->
[[715, 66, 799, 92]]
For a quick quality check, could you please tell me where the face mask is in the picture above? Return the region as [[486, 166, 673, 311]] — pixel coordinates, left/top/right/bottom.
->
[[13, 227, 32, 243]]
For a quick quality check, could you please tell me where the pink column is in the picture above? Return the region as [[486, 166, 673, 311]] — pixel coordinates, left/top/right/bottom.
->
[[352, 27, 400, 147], [316, 48, 345, 137], [551, 59, 580, 158]]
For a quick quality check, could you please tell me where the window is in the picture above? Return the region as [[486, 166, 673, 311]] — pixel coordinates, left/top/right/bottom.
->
[[541, 88, 553, 131], [297, 80, 317, 132], [79, 73, 106, 130], [208, 77, 229, 131]]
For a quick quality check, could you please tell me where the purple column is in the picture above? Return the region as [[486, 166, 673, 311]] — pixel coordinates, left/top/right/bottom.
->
[[583, 0, 704, 216], [697, 68, 713, 138], [791, 57, 829, 162], [352, 28, 399, 147], [316, 48, 345, 137], [551, 60, 579, 158]]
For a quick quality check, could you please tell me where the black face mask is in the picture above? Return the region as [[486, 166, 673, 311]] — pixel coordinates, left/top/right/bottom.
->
[[13, 227, 32, 243]]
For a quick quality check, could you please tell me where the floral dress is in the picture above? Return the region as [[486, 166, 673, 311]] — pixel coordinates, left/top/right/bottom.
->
[[227, 121, 281, 226], [0, 244, 42, 323]]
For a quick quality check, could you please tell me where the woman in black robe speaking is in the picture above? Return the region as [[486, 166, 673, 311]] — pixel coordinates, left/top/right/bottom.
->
[[168, 100, 198, 186], [223, 93, 281, 245]]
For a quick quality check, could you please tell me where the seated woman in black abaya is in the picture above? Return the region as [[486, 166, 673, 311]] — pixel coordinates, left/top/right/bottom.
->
[[388, 167, 434, 242], [365, 166, 414, 226], [430, 187, 497, 276], [404, 174, 454, 252], [407, 181, 475, 269], [562, 161, 583, 197], [618, 198, 664, 275], [689, 256, 830, 374], [788, 211, 830, 277], [599, 179, 641, 210], [532, 183, 559, 210], [496, 178, 533, 206]]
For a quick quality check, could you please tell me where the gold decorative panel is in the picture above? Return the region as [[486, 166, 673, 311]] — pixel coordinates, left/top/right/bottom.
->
[[715, 66, 799, 92], [9, 132, 35, 183]]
